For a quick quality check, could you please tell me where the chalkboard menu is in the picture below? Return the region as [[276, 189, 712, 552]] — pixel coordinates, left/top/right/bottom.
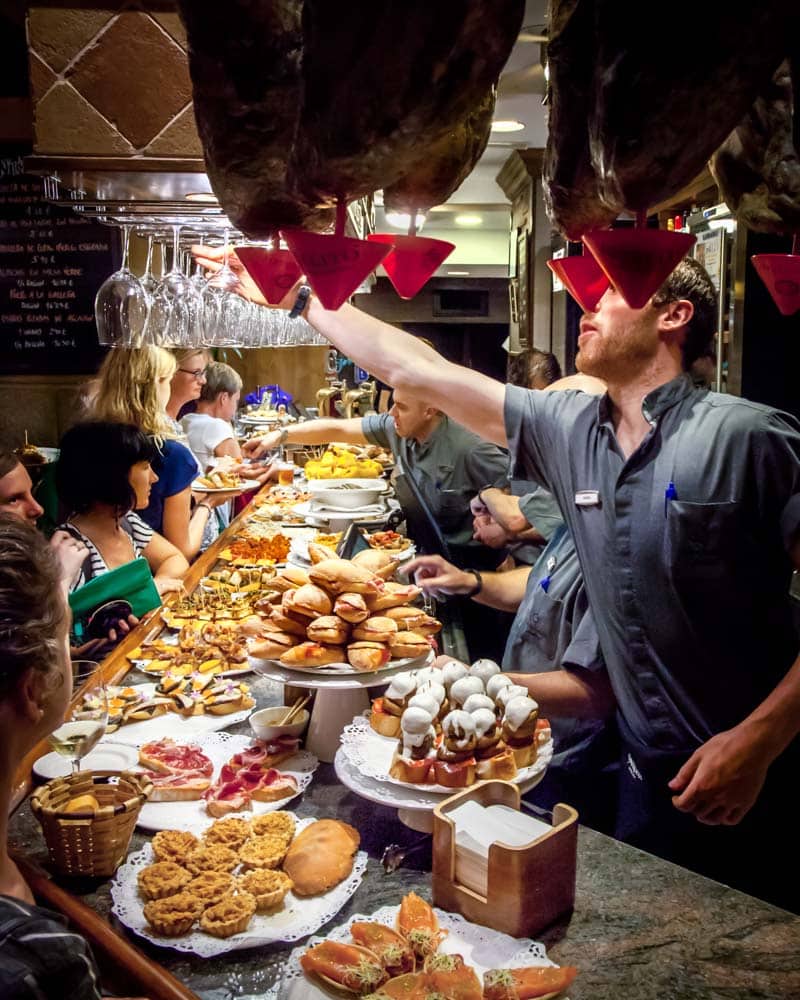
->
[[0, 149, 114, 375]]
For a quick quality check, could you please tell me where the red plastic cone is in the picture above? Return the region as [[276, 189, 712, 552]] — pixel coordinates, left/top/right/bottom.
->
[[280, 229, 391, 311], [235, 245, 302, 305], [546, 253, 610, 313], [367, 234, 455, 299], [583, 228, 696, 309], [751, 254, 800, 316]]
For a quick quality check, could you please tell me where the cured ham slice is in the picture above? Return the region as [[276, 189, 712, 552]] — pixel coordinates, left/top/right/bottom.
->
[[203, 762, 298, 816], [226, 736, 300, 772], [138, 738, 214, 777], [140, 770, 211, 802]]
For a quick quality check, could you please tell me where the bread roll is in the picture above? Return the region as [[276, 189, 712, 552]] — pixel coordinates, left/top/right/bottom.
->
[[347, 641, 391, 671], [308, 541, 342, 564], [248, 632, 298, 659], [309, 559, 383, 596], [334, 592, 369, 623], [388, 631, 430, 659], [285, 583, 333, 618], [306, 615, 350, 644], [279, 642, 345, 667], [365, 582, 422, 611], [352, 616, 398, 643], [282, 819, 360, 895], [351, 549, 400, 579], [271, 566, 310, 592]]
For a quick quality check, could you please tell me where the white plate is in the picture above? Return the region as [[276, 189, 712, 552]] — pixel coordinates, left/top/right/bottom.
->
[[135, 732, 318, 832], [291, 501, 395, 526], [251, 649, 432, 678], [132, 660, 253, 680], [281, 903, 556, 997], [192, 479, 260, 493], [340, 715, 553, 795], [250, 650, 434, 691], [111, 816, 368, 956], [34, 743, 139, 781], [103, 683, 252, 746]]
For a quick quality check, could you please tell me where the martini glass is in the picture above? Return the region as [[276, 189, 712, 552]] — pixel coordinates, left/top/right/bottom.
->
[[94, 225, 149, 347]]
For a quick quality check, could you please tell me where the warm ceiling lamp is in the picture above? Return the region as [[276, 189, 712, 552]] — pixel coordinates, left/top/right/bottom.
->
[[385, 210, 426, 230], [490, 119, 525, 132], [454, 214, 483, 227]]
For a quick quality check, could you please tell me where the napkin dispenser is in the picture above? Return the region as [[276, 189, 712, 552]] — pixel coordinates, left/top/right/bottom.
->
[[432, 780, 577, 939]]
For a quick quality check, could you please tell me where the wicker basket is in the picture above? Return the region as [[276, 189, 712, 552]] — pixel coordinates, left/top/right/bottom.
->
[[30, 770, 153, 877]]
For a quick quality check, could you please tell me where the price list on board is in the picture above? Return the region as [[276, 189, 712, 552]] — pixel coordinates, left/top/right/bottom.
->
[[0, 152, 113, 374]]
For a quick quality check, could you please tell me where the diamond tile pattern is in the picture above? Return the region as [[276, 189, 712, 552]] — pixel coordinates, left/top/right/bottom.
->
[[66, 12, 192, 150], [145, 102, 203, 157], [28, 51, 58, 104], [150, 11, 188, 51], [34, 81, 135, 155], [28, 6, 116, 74]]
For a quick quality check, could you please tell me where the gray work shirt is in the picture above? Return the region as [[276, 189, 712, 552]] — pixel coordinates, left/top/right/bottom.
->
[[505, 374, 800, 752], [503, 524, 606, 760], [362, 411, 509, 549], [507, 482, 564, 565]]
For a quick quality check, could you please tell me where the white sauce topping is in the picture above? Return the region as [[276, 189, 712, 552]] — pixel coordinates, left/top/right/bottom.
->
[[450, 676, 485, 706], [413, 666, 439, 686], [408, 693, 440, 718], [400, 706, 436, 751], [503, 695, 539, 732], [416, 680, 446, 705], [385, 672, 417, 701], [471, 708, 497, 739], [463, 693, 496, 715], [441, 709, 477, 750], [486, 674, 513, 700], [440, 661, 469, 690], [495, 683, 528, 709], [470, 658, 501, 684]]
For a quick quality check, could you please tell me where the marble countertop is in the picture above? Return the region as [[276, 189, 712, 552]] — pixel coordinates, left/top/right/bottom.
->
[[10, 684, 800, 1000]]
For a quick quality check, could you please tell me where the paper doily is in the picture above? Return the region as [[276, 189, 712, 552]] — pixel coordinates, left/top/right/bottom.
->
[[111, 816, 368, 956], [135, 731, 319, 832], [281, 903, 553, 995], [339, 715, 553, 793]]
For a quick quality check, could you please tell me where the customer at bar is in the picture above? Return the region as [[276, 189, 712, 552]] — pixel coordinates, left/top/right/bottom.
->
[[55, 422, 188, 596], [166, 347, 211, 425], [90, 346, 229, 559], [0, 514, 102, 999], [195, 245, 800, 909], [181, 361, 243, 472]]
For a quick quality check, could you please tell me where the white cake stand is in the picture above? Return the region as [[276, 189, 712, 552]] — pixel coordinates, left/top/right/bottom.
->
[[250, 651, 433, 763], [334, 736, 552, 833]]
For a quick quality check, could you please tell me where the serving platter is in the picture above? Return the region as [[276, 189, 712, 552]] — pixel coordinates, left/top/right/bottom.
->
[[111, 815, 368, 956], [135, 732, 318, 832], [281, 903, 555, 997], [290, 501, 397, 527], [251, 648, 432, 680], [191, 479, 260, 493], [34, 743, 139, 781], [339, 715, 553, 795], [102, 683, 252, 745]]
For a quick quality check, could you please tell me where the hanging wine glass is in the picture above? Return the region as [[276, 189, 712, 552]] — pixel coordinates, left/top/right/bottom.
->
[[94, 224, 149, 347], [150, 225, 203, 346], [204, 233, 246, 346]]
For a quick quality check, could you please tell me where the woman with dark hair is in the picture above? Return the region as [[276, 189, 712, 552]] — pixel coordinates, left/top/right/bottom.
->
[[55, 422, 188, 595], [0, 513, 102, 999]]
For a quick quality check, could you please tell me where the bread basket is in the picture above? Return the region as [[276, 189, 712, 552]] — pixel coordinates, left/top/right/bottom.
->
[[30, 770, 152, 877]]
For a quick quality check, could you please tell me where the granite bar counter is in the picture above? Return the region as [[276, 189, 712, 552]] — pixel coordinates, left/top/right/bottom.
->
[[9, 674, 800, 1000]]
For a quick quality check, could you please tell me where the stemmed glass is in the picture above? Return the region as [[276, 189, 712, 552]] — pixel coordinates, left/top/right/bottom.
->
[[149, 225, 203, 346], [94, 225, 149, 347], [48, 661, 108, 773], [203, 232, 246, 346]]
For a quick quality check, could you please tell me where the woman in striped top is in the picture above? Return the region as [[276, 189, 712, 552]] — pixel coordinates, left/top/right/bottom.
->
[[54, 422, 189, 596], [0, 514, 101, 999]]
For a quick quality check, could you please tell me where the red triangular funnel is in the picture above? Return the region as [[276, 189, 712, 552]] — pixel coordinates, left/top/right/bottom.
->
[[280, 229, 391, 310], [235, 245, 302, 305], [367, 233, 455, 299], [583, 228, 696, 309], [547, 254, 610, 313], [751, 254, 800, 316]]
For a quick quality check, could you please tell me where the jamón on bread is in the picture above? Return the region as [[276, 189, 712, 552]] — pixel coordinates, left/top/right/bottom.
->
[[282, 819, 360, 896]]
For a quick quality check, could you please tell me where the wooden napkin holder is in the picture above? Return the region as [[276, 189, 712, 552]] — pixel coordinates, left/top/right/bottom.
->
[[432, 780, 578, 939]]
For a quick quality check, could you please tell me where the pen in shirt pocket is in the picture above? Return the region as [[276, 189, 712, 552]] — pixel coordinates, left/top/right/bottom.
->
[[664, 480, 678, 516]]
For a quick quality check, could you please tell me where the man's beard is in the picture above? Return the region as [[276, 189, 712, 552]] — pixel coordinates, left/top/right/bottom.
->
[[577, 316, 657, 381]]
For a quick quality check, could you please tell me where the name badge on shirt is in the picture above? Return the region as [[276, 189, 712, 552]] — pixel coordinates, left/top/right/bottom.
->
[[574, 489, 601, 507]]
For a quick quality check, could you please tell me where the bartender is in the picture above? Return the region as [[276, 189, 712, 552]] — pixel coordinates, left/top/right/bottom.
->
[[244, 387, 510, 569]]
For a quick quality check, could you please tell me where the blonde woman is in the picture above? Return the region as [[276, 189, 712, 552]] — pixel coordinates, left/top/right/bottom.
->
[[91, 346, 228, 560], [167, 347, 211, 425]]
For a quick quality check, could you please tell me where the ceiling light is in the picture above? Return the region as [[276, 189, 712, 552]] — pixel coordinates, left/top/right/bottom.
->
[[384, 210, 426, 231], [447, 270, 471, 276], [454, 214, 483, 227], [490, 119, 525, 133], [185, 192, 218, 203]]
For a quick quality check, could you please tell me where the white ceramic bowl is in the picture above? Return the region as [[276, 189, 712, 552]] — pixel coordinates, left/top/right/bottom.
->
[[249, 706, 310, 741], [305, 478, 387, 509]]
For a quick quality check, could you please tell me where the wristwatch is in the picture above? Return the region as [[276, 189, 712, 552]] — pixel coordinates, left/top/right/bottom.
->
[[288, 284, 312, 319], [464, 569, 483, 598]]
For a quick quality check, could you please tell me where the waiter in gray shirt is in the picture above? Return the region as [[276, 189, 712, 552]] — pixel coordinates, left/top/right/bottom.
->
[[244, 386, 510, 568], [212, 249, 800, 910]]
